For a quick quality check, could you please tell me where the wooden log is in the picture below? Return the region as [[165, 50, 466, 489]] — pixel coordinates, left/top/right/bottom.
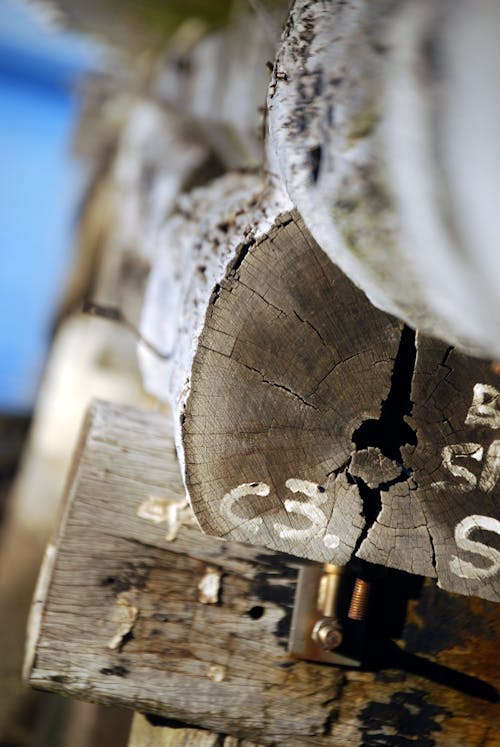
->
[[138, 171, 292, 437], [267, 0, 500, 360], [140, 172, 499, 600], [63, 95, 209, 324], [154, 6, 288, 169], [181, 209, 402, 565], [25, 400, 499, 747]]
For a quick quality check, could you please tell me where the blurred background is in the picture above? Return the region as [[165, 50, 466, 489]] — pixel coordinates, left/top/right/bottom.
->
[[0, 1, 286, 744]]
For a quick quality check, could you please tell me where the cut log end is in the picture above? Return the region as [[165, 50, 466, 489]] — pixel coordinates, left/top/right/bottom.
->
[[179, 207, 499, 601], [183, 209, 402, 567], [139, 173, 499, 601]]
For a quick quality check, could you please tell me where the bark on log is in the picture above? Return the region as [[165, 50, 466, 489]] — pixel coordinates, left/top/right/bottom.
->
[[25, 400, 499, 747], [140, 174, 499, 601], [138, 171, 292, 446], [267, 0, 500, 359]]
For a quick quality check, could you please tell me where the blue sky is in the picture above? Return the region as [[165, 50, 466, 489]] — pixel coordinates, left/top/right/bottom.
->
[[0, 0, 105, 412]]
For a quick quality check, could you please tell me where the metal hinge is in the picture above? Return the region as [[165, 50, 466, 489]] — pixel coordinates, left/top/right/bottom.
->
[[289, 563, 371, 667]]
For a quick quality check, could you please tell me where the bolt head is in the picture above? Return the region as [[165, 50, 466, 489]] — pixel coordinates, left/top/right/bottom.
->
[[312, 617, 343, 650]]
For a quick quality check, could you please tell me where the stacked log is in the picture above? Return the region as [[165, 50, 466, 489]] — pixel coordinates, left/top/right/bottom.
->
[[19, 0, 500, 744]]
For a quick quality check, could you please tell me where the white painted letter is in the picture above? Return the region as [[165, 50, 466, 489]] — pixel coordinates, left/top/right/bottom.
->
[[450, 514, 500, 580], [465, 383, 500, 429], [220, 482, 269, 536], [274, 479, 339, 548], [479, 440, 500, 493], [433, 443, 483, 491]]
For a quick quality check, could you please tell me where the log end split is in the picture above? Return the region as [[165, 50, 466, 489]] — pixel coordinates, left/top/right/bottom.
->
[[182, 208, 499, 602]]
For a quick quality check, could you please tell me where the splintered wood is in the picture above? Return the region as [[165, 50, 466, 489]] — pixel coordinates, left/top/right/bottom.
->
[[182, 210, 500, 602], [25, 401, 499, 747]]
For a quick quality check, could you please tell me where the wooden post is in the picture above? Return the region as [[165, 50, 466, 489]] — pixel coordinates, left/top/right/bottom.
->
[[25, 400, 499, 746]]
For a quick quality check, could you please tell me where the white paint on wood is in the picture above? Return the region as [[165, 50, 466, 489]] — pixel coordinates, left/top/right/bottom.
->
[[198, 567, 222, 605], [438, 443, 484, 491], [450, 515, 500, 580], [108, 591, 139, 650], [276, 479, 340, 550], [277, 500, 326, 542], [137, 495, 194, 541], [479, 440, 500, 494], [431, 383, 500, 494], [465, 384, 500, 429], [220, 482, 269, 538]]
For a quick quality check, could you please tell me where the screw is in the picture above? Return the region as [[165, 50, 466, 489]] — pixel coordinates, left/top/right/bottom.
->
[[348, 578, 371, 621], [311, 617, 343, 650]]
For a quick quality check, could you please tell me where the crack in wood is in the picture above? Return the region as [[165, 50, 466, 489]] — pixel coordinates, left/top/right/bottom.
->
[[349, 326, 420, 557], [261, 379, 319, 411]]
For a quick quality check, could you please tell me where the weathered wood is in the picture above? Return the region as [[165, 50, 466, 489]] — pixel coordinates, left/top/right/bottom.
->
[[183, 209, 402, 565], [267, 0, 500, 360], [128, 714, 262, 747], [64, 96, 209, 327], [139, 170, 499, 599], [154, 7, 288, 169], [181, 208, 500, 597], [26, 400, 499, 746], [138, 172, 292, 437], [357, 336, 500, 600], [0, 314, 147, 746]]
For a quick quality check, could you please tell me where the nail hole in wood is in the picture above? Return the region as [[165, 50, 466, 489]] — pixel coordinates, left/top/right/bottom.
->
[[248, 605, 265, 620]]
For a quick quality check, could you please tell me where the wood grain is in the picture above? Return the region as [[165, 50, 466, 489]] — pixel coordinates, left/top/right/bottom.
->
[[358, 335, 500, 601], [184, 210, 402, 564], [267, 0, 500, 360], [26, 400, 499, 746], [128, 714, 262, 747], [183, 209, 499, 600]]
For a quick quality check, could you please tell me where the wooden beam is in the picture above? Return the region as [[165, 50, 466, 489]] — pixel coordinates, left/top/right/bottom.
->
[[25, 400, 499, 746]]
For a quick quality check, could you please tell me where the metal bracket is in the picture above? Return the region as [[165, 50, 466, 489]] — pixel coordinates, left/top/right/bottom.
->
[[288, 563, 369, 667]]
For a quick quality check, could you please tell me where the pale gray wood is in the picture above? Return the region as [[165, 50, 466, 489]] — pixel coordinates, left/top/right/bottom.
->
[[138, 173, 292, 465], [154, 7, 288, 169], [128, 714, 262, 747], [267, 0, 500, 360], [26, 400, 499, 747], [25, 400, 347, 746]]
